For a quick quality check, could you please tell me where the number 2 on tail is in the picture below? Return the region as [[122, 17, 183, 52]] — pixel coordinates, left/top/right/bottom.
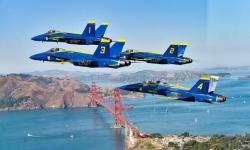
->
[[170, 48, 175, 54]]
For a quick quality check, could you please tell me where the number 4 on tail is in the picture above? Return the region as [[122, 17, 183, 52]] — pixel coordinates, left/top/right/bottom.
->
[[197, 83, 203, 90]]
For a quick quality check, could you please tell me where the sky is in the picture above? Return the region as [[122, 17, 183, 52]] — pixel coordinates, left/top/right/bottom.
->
[[0, 0, 249, 73]]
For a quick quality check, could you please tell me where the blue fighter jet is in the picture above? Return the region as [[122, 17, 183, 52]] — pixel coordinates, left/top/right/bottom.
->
[[122, 42, 192, 65], [30, 39, 131, 68], [119, 76, 226, 103], [31, 21, 111, 45]]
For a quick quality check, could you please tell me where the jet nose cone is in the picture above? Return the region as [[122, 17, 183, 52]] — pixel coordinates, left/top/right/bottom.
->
[[31, 35, 43, 41], [31, 36, 37, 41], [29, 54, 39, 60], [30, 54, 45, 61], [119, 83, 142, 92], [119, 85, 127, 90], [31, 36, 39, 41]]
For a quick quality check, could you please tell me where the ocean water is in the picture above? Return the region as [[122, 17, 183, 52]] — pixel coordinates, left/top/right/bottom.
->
[[0, 109, 125, 150], [0, 70, 250, 150]]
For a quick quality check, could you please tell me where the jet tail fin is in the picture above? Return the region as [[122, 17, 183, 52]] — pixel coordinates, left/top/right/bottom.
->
[[163, 42, 188, 57], [82, 20, 96, 37], [190, 76, 219, 94], [110, 39, 125, 59], [95, 22, 108, 37], [93, 39, 125, 59], [93, 39, 111, 58]]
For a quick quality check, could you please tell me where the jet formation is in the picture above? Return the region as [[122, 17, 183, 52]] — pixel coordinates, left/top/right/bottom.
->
[[30, 21, 193, 68], [30, 20, 226, 103]]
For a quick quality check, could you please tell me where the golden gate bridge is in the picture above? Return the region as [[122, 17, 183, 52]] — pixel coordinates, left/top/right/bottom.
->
[[89, 82, 149, 148]]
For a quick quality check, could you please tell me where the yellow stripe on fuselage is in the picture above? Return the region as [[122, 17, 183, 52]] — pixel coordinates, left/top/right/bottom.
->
[[129, 50, 162, 55], [148, 90, 158, 94], [135, 58, 152, 61], [163, 84, 190, 90], [63, 32, 80, 35], [52, 62, 71, 64], [56, 49, 91, 54], [49, 32, 81, 35]]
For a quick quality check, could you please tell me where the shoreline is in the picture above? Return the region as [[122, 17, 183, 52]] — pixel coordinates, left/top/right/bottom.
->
[[128, 132, 250, 150]]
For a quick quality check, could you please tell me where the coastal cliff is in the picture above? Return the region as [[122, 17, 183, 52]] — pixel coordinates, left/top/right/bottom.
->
[[0, 74, 143, 111], [128, 133, 250, 150]]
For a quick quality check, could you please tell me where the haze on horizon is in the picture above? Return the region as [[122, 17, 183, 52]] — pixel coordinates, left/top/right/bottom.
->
[[0, 0, 249, 74]]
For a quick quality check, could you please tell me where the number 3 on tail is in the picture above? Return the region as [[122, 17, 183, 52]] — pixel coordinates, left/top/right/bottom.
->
[[100, 46, 106, 54]]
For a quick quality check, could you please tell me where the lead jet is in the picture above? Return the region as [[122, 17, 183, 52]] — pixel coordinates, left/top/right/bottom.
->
[[119, 76, 226, 103], [30, 39, 131, 68], [31, 21, 111, 45], [121, 43, 192, 65]]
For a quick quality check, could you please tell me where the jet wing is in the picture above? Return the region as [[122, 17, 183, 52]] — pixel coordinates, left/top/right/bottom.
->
[[69, 59, 98, 67], [51, 33, 84, 41], [159, 95, 196, 102], [135, 58, 154, 61], [163, 90, 195, 102], [52, 62, 71, 64], [133, 53, 160, 60], [131, 55, 161, 61], [50, 37, 70, 42], [68, 57, 98, 64], [68, 58, 94, 63]]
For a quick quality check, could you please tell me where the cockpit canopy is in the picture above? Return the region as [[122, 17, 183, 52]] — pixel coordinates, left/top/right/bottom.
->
[[143, 80, 161, 85], [48, 48, 62, 52], [125, 49, 135, 53], [47, 30, 60, 34]]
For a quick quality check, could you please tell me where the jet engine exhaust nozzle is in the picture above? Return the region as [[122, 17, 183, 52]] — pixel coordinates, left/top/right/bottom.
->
[[216, 95, 226, 103]]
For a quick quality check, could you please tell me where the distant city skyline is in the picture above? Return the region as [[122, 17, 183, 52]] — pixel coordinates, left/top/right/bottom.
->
[[0, 0, 249, 73]]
